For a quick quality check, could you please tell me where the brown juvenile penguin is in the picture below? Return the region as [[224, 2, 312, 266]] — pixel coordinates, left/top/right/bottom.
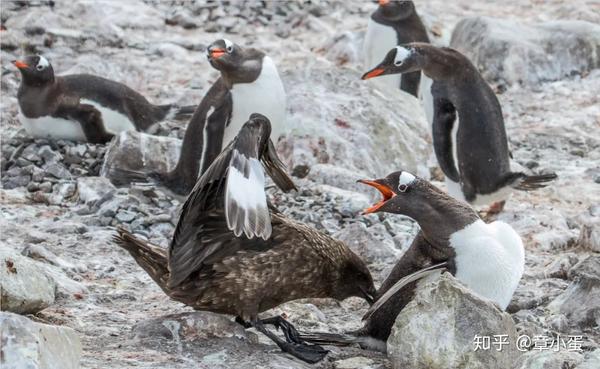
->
[[114, 113, 376, 363]]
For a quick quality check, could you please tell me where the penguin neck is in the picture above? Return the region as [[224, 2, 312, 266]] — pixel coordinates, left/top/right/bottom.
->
[[413, 44, 460, 81], [401, 187, 479, 247], [21, 74, 55, 89]]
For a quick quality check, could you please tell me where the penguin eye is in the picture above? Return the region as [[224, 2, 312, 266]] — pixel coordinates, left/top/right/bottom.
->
[[394, 60, 403, 66], [36, 64, 44, 71], [398, 184, 408, 193], [226, 45, 233, 53]]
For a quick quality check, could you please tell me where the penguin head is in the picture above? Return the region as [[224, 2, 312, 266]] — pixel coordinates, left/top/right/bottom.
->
[[358, 170, 424, 215], [12, 55, 55, 86], [361, 45, 422, 80], [376, 0, 415, 20], [206, 39, 264, 84], [206, 38, 236, 64]]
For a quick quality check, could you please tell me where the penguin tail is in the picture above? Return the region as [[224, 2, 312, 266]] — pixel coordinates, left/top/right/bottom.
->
[[511, 172, 557, 191], [160, 104, 197, 121], [113, 227, 171, 291]]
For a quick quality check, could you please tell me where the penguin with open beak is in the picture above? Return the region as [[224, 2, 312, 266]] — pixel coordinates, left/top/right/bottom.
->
[[303, 170, 525, 352]]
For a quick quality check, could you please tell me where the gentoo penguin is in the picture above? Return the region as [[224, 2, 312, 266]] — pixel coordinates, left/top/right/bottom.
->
[[114, 114, 375, 363], [363, 0, 429, 96], [12, 55, 195, 144], [302, 170, 525, 351], [362, 43, 557, 212], [148, 39, 287, 195]]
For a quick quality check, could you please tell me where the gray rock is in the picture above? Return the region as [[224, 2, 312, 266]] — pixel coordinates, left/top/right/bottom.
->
[[132, 311, 257, 343], [548, 256, 600, 329], [47, 181, 77, 205], [282, 58, 430, 179], [450, 17, 600, 86], [579, 349, 600, 369], [115, 209, 137, 223], [387, 273, 521, 369], [578, 219, 600, 252], [100, 130, 181, 186], [44, 162, 71, 179], [21, 244, 86, 273], [39, 145, 63, 163], [77, 176, 116, 205], [314, 184, 370, 217], [335, 222, 399, 264], [0, 247, 56, 314], [514, 350, 583, 369], [334, 356, 382, 369], [0, 312, 81, 369]]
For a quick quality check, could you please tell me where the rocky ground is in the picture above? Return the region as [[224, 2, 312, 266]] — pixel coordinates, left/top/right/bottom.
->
[[1, 1, 599, 369]]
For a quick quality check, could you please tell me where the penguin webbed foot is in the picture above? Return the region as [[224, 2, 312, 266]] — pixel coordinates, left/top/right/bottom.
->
[[251, 318, 329, 363]]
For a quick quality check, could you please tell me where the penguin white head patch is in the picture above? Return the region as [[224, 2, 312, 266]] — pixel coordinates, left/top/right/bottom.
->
[[36, 56, 49, 71], [223, 38, 234, 52], [398, 171, 416, 192], [394, 46, 412, 66]]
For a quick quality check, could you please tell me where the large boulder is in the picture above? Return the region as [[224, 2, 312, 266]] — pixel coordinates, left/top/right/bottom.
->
[[0, 312, 82, 369], [0, 247, 56, 314], [100, 131, 182, 186], [387, 272, 521, 369], [281, 57, 430, 180], [547, 256, 600, 328], [450, 16, 600, 86]]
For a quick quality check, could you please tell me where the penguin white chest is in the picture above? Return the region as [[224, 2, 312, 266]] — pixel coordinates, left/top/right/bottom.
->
[[449, 220, 524, 310], [19, 109, 87, 141], [226, 56, 287, 146], [363, 19, 401, 92]]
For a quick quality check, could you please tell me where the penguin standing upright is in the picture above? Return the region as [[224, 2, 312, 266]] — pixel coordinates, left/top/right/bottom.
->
[[150, 39, 287, 195], [303, 170, 525, 350], [363, 0, 430, 96], [362, 44, 556, 211], [12, 55, 195, 144]]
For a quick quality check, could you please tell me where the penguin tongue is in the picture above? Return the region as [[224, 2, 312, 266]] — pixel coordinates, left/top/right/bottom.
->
[[358, 179, 395, 214]]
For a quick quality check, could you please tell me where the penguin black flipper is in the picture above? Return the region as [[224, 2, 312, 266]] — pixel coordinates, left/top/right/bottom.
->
[[167, 113, 295, 288], [432, 98, 460, 183], [55, 102, 113, 144], [161, 79, 232, 195]]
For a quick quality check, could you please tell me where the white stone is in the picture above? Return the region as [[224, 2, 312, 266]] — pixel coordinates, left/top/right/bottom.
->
[[0, 312, 82, 369]]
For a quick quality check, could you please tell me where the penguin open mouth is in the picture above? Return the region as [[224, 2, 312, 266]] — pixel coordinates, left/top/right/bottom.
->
[[358, 179, 395, 214], [209, 49, 226, 59], [361, 68, 385, 80]]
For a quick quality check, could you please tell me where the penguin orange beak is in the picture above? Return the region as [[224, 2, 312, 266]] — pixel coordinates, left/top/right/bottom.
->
[[379, 0, 390, 5], [358, 179, 396, 214], [12, 60, 29, 69], [208, 48, 226, 59], [361, 68, 385, 80]]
